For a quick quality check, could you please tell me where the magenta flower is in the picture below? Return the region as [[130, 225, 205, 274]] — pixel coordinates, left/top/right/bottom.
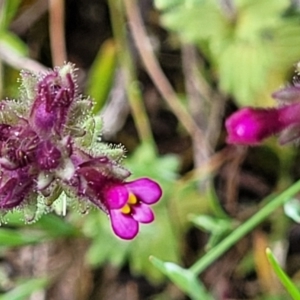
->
[[75, 159, 162, 239], [226, 82, 300, 145], [105, 178, 162, 239]]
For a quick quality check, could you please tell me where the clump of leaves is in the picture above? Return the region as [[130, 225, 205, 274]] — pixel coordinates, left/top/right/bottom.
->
[[156, 0, 300, 106]]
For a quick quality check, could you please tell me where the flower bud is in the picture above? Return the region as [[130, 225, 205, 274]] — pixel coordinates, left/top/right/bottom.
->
[[36, 141, 62, 170], [226, 107, 282, 145]]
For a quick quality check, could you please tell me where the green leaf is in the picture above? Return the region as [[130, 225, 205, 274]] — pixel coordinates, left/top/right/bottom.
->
[[266, 248, 300, 300], [128, 206, 180, 282], [35, 214, 79, 238], [0, 277, 49, 300], [84, 212, 129, 267], [0, 0, 22, 30], [235, 0, 289, 20], [156, 0, 300, 106], [125, 143, 179, 181], [86, 39, 117, 114], [150, 257, 213, 300], [191, 215, 231, 233], [0, 211, 78, 240], [0, 228, 43, 247], [191, 215, 233, 249], [0, 31, 28, 56], [158, 0, 229, 43], [218, 41, 273, 106], [284, 198, 300, 223], [154, 0, 182, 10], [273, 21, 300, 68]]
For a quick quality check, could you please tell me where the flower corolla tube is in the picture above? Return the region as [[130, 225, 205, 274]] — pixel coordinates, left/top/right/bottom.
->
[[226, 70, 300, 146]]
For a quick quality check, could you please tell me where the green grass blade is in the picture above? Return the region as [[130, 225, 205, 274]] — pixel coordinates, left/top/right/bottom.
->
[[266, 248, 300, 300], [0, 277, 49, 300]]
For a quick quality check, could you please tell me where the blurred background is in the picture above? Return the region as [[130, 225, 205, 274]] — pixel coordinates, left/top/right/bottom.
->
[[2, 0, 300, 299]]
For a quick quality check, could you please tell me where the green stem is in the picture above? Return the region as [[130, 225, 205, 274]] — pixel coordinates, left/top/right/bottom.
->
[[190, 179, 300, 275], [206, 181, 228, 219], [266, 248, 300, 299], [107, 0, 156, 151]]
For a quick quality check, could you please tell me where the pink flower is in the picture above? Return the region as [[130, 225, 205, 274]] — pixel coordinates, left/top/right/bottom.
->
[[75, 158, 162, 239], [225, 107, 283, 145], [104, 178, 162, 240], [225, 72, 300, 146], [226, 99, 300, 145]]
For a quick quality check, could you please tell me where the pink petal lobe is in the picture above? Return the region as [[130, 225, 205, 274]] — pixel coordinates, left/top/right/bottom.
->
[[109, 210, 139, 240], [105, 184, 128, 209], [126, 178, 162, 204], [132, 203, 154, 223]]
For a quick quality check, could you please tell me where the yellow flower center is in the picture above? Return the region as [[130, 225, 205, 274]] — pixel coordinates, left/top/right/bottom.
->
[[121, 204, 131, 214], [120, 193, 138, 214], [128, 193, 138, 205]]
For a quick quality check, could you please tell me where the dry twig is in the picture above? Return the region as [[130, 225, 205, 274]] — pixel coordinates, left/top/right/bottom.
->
[[124, 0, 212, 161]]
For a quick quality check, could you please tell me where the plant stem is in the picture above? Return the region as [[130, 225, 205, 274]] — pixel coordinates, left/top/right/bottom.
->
[[266, 248, 300, 300], [49, 0, 67, 66], [124, 0, 211, 160], [107, 0, 156, 151], [189, 179, 300, 275]]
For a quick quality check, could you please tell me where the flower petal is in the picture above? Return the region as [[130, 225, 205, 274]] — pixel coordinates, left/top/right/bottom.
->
[[132, 203, 154, 223], [109, 209, 139, 240], [105, 184, 129, 209], [225, 107, 282, 145], [125, 178, 162, 204]]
